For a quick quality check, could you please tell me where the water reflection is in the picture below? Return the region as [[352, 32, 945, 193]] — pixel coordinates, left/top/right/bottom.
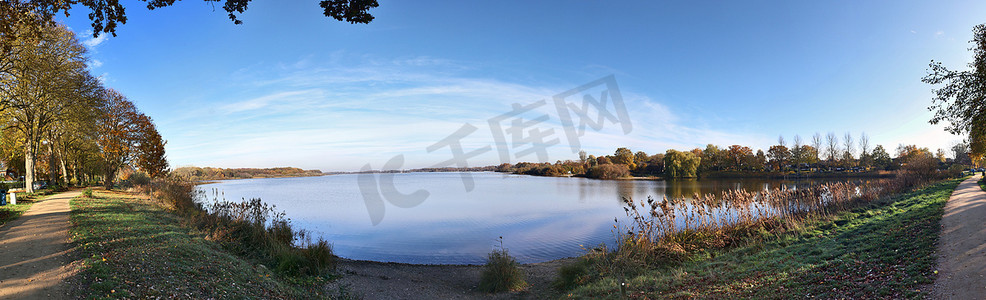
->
[[199, 172, 855, 265]]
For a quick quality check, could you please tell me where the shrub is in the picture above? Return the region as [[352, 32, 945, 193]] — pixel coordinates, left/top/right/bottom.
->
[[118, 171, 152, 190], [553, 258, 591, 291], [478, 248, 527, 293], [296, 230, 336, 275], [586, 164, 630, 179], [81, 188, 93, 198], [275, 250, 306, 276], [519, 165, 564, 176], [151, 178, 200, 214]]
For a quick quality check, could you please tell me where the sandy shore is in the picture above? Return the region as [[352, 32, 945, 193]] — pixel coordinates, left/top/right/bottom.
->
[[326, 257, 576, 299]]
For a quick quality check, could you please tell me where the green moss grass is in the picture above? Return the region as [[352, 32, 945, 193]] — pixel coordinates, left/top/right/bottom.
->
[[69, 190, 341, 299], [563, 178, 962, 299]]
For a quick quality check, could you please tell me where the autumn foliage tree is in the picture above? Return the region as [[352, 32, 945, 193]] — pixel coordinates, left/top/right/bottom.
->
[[95, 89, 167, 188], [767, 145, 790, 172], [135, 119, 169, 178], [0, 24, 99, 192]]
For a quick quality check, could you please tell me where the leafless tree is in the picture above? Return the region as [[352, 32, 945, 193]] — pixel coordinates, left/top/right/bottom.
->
[[843, 132, 854, 157], [843, 132, 855, 166], [812, 133, 823, 161], [859, 132, 870, 157], [826, 132, 839, 162]]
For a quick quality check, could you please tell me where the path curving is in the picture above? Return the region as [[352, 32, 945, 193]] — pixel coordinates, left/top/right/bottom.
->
[[934, 175, 986, 299], [0, 190, 82, 299]]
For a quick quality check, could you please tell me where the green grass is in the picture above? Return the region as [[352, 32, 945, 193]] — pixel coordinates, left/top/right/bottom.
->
[[563, 177, 962, 299], [69, 190, 342, 299], [0, 199, 32, 227], [0, 189, 58, 227]]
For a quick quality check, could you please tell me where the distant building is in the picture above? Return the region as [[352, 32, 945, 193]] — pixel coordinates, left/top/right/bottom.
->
[[0, 160, 17, 180]]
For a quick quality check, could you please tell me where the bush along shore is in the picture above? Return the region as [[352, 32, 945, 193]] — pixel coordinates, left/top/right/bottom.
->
[[69, 180, 345, 299], [556, 171, 961, 298]]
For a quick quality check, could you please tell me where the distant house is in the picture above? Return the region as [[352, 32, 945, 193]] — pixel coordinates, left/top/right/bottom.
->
[[0, 160, 16, 180]]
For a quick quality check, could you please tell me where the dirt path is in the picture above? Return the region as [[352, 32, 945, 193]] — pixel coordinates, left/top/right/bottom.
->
[[934, 175, 986, 299], [0, 190, 82, 299]]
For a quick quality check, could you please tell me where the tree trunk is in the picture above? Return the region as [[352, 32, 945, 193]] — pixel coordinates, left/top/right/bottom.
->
[[24, 139, 34, 193], [48, 143, 57, 186], [104, 167, 116, 190], [59, 157, 68, 186]]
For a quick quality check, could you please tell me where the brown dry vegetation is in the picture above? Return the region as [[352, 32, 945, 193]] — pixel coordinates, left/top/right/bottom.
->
[[558, 168, 957, 297]]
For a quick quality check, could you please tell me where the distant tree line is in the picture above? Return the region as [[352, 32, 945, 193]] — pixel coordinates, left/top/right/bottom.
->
[[173, 167, 323, 181], [497, 132, 973, 179]]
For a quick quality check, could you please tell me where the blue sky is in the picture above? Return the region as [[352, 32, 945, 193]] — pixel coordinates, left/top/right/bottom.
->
[[60, 1, 986, 171]]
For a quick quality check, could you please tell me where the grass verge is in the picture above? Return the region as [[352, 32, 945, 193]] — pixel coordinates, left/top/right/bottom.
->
[[0, 188, 60, 227], [563, 177, 962, 299], [0, 200, 31, 227], [69, 189, 341, 299]]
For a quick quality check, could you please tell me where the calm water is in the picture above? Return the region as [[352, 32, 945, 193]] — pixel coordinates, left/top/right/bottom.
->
[[198, 172, 845, 265]]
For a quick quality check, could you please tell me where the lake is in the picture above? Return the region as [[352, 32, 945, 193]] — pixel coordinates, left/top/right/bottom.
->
[[198, 172, 849, 265]]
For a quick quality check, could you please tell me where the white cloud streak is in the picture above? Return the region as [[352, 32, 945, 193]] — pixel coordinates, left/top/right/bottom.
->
[[161, 55, 766, 171], [82, 30, 107, 49]]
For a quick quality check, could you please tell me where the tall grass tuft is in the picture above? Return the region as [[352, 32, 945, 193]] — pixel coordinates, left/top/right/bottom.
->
[[478, 238, 527, 293]]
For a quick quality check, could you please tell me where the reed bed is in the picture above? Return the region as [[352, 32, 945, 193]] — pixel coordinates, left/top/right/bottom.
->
[[611, 171, 939, 265]]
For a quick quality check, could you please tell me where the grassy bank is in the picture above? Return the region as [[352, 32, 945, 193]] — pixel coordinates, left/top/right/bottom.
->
[[562, 177, 961, 298], [0, 188, 61, 227], [0, 200, 30, 227], [69, 190, 342, 299]]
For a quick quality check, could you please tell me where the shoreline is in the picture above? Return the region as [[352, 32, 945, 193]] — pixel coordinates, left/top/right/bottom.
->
[[507, 170, 896, 181], [336, 254, 579, 267], [307, 170, 897, 181], [191, 173, 330, 185], [330, 257, 576, 298]]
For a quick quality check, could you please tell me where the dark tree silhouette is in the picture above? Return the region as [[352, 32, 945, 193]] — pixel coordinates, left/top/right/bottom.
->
[[0, 0, 379, 38]]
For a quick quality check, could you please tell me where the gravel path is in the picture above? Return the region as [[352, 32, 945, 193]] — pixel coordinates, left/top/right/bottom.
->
[[934, 175, 986, 299], [0, 190, 81, 299]]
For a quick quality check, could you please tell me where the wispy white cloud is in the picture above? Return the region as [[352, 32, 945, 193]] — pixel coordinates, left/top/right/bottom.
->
[[82, 30, 108, 49], [162, 54, 765, 171], [218, 90, 323, 114], [87, 59, 103, 69]]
